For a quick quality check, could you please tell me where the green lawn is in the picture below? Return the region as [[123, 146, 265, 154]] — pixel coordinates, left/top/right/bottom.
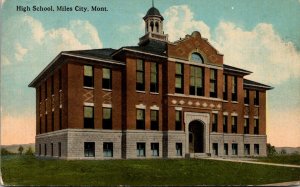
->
[[1, 155, 300, 186], [256, 154, 300, 165]]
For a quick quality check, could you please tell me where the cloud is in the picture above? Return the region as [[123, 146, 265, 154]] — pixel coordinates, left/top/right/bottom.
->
[[163, 5, 211, 41], [15, 43, 28, 61], [1, 55, 11, 66], [214, 22, 300, 84]]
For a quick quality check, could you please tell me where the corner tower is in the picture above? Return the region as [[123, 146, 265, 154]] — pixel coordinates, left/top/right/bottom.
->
[[139, 5, 168, 45]]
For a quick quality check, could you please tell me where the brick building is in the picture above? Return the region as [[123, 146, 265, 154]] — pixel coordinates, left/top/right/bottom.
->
[[29, 6, 272, 159]]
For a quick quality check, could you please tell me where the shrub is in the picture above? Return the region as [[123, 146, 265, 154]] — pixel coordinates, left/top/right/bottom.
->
[[25, 147, 34, 155]]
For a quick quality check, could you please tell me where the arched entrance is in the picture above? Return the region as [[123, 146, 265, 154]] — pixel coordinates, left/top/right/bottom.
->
[[189, 121, 205, 153]]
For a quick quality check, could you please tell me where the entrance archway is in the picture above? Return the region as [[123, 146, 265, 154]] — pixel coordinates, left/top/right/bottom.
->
[[189, 121, 204, 153]]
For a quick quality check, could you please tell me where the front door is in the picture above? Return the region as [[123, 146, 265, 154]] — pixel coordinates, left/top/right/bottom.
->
[[189, 120, 204, 153]]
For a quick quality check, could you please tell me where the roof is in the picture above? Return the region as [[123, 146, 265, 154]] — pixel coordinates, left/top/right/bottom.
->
[[143, 7, 164, 20], [63, 48, 116, 60], [223, 64, 252, 75], [244, 79, 273, 90]]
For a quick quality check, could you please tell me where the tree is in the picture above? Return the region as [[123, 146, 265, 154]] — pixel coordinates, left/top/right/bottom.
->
[[25, 147, 34, 155], [18, 145, 24, 155], [266, 143, 277, 156], [280, 149, 287, 155], [1, 148, 12, 155]]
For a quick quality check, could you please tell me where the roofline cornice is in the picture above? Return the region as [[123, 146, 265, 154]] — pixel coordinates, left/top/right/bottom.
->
[[243, 83, 274, 90], [111, 47, 167, 59]]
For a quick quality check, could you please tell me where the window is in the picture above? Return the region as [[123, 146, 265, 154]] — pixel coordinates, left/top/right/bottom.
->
[[244, 118, 249, 134], [59, 108, 62, 130], [232, 76, 237, 101], [136, 59, 145, 91], [137, 143, 145, 157], [59, 69, 62, 90], [84, 65, 94, 87], [210, 69, 217, 98], [51, 143, 53, 156], [175, 110, 182, 130], [84, 142, 95, 157], [244, 89, 249, 104], [176, 143, 182, 156], [223, 75, 228, 100], [175, 63, 184, 94], [150, 62, 158, 93], [58, 142, 61, 157], [232, 143, 238, 155], [231, 116, 237, 133], [151, 143, 159, 157], [84, 106, 94, 128], [39, 117, 42, 134], [45, 114, 48, 133], [223, 116, 228, 133], [51, 75, 54, 95], [51, 111, 54, 131], [212, 143, 218, 156], [254, 144, 260, 155], [254, 119, 259, 134], [44, 144, 47, 156], [136, 109, 145, 129], [45, 81, 48, 98], [254, 91, 259, 105], [191, 52, 204, 63], [244, 144, 250, 155], [103, 142, 113, 157], [39, 144, 41, 156], [190, 66, 204, 96], [103, 108, 112, 129], [39, 86, 42, 102], [150, 110, 159, 130], [224, 143, 228, 155], [212, 113, 218, 132], [102, 68, 112, 89]]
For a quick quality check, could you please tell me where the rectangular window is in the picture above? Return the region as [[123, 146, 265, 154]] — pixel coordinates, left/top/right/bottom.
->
[[175, 63, 184, 94], [176, 143, 182, 156], [45, 81, 48, 99], [175, 110, 182, 130], [150, 110, 159, 130], [223, 75, 228, 100], [84, 65, 94, 87], [254, 91, 259, 105], [51, 111, 54, 131], [51, 143, 53, 156], [223, 116, 228, 133], [137, 143, 145, 157], [254, 144, 260, 155], [136, 59, 145, 91], [136, 109, 145, 129], [84, 106, 94, 128], [102, 68, 112, 90], [84, 142, 95, 157], [59, 69, 62, 90], [212, 113, 218, 132], [39, 117, 42, 134], [210, 69, 217, 98], [45, 114, 48, 133], [224, 143, 228, 155], [150, 62, 158, 93], [244, 89, 249, 104], [244, 144, 250, 155], [231, 116, 237, 133], [59, 108, 62, 130], [212, 143, 218, 155], [44, 144, 47, 156], [103, 142, 113, 157], [39, 144, 41, 156], [103, 108, 112, 129], [58, 142, 61, 157], [151, 143, 159, 157], [244, 118, 249, 134], [232, 143, 238, 155], [190, 66, 204, 96], [39, 86, 42, 102], [232, 76, 237, 101], [254, 119, 259, 134], [51, 75, 54, 95]]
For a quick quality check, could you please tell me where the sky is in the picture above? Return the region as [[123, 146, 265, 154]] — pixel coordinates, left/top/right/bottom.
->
[[1, 0, 300, 147]]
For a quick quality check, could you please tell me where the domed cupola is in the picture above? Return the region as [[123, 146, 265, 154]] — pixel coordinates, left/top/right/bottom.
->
[[139, 3, 168, 45]]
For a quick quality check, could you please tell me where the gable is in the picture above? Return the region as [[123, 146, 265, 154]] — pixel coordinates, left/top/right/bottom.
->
[[167, 31, 223, 66]]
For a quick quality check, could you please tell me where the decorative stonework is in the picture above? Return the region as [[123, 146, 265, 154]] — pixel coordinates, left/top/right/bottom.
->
[[102, 91, 111, 104], [171, 100, 177, 104], [195, 101, 200, 106], [202, 102, 208, 107], [244, 106, 249, 116], [209, 103, 215, 108], [188, 101, 193, 105], [51, 95, 55, 111], [179, 100, 185, 105], [83, 89, 94, 103], [254, 107, 259, 116], [217, 104, 221, 109]]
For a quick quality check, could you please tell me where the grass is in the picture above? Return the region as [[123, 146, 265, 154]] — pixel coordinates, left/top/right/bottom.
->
[[1, 155, 300, 186], [256, 154, 300, 165]]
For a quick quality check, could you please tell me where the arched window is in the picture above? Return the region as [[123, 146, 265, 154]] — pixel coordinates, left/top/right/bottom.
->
[[155, 22, 159, 33], [191, 53, 204, 63], [150, 21, 154, 32]]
